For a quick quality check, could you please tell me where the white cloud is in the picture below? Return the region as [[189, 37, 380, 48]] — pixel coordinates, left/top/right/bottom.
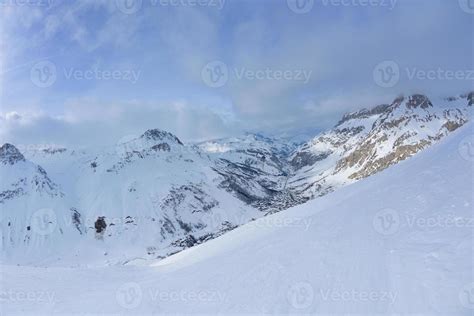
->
[[0, 98, 239, 147], [0, 0, 472, 146]]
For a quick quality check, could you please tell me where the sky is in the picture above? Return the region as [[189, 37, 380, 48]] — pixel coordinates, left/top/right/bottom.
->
[[0, 0, 473, 147]]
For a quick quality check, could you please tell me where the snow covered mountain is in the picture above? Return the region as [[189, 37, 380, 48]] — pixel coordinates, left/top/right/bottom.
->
[[0, 130, 260, 265], [0, 143, 72, 262], [289, 93, 473, 200], [198, 133, 302, 212], [0, 92, 472, 266], [2, 114, 472, 315]]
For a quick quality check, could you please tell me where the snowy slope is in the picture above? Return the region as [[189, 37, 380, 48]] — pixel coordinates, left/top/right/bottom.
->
[[1, 121, 472, 314], [1, 92, 471, 267], [0, 130, 261, 266], [0, 144, 74, 262], [289, 93, 472, 200]]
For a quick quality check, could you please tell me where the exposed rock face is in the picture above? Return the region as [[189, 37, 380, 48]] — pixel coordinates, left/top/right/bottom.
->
[[204, 93, 472, 213], [152, 143, 171, 152], [1, 92, 471, 265], [0, 144, 62, 205], [142, 129, 183, 145], [0, 144, 26, 165], [290, 150, 331, 170], [288, 93, 471, 201], [406, 94, 433, 109], [94, 217, 107, 233], [200, 133, 301, 213], [336, 103, 391, 126]]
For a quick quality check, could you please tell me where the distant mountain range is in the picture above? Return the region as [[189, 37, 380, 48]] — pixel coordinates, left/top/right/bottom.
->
[[1, 92, 472, 266]]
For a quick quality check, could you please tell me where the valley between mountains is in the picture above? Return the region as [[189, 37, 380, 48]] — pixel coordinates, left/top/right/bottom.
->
[[0, 92, 472, 266]]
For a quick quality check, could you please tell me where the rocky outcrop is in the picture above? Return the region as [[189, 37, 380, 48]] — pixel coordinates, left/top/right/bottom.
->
[[289, 94, 471, 200], [141, 129, 183, 145], [0, 144, 26, 165]]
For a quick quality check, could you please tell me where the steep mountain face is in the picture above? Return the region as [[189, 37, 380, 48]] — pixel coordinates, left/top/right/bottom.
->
[[288, 93, 472, 200], [1, 130, 261, 265], [3, 121, 472, 315], [204, 93, 472, 209], [0, 143, 71, 260], [0, 143, 63, 204], [198, 134, 303, 212], [1, 92, 471, 266]]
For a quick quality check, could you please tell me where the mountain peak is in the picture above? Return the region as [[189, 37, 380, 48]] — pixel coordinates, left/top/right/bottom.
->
[[336, 103, 391, 126], [0, 143, 26, 165], [405, 94, 433, 109], [141, 129, 183, 145]]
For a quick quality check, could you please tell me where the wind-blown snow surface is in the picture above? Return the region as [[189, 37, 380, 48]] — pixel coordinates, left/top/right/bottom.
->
[[1, 123, 473, 314]]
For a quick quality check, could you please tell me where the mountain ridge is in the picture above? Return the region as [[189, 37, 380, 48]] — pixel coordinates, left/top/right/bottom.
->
[[1, 91, 472, 265]]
